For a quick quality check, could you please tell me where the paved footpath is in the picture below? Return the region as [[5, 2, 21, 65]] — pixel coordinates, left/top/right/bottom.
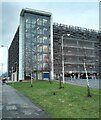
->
[[2, 82, 50, 119]]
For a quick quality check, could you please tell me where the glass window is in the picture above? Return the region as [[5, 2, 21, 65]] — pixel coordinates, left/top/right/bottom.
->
[[25, 29, 28, 32], [25, 18, 30, 23], [37, 18, 42, 25], [33, 55, 37, 60], [37, 29, 42, 34], [26, 19, 28, 23], [32, 24, 36, 28], [43, 19, 48, 25], [37, 37, 40, 43], [32, 30, 36, 34], [43, 54, 49, 62], [43, 63, 49, 70], [26, 23, 30, 29], [37, 55, 42, 61], [43, 45, 48, 53], [37, 36, 43, 43], [38, 72, 42, 79], [26, 33, 31, 38], [43, 28, 48, 34], [43, 36, 49, 44], [37, 63, 42, 70], [32, 19, 36, 24], [37, 45, 42, 52], [43, 36, 47, 40], [33, 64, 37, 71], [40, 37, 43, 43]]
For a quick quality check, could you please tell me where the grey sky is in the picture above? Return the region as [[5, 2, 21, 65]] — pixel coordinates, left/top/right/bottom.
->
[[0, 1, 99, 75]]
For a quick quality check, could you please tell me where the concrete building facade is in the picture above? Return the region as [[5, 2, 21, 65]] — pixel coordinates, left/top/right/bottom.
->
[[53, 23, 100, 80], [8, 8, 100, 81]]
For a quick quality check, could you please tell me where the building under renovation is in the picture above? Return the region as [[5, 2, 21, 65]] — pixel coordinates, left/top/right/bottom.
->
[[8, 8, 101, 81]]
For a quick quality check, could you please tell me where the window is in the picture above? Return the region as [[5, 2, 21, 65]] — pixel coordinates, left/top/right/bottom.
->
[[43, 19, 48, 25], [37, 29, 42, 34], [32, 30, 36, 34], [43, 36, 48, 44], [26, 23, 30, 29], [25, 18, 30, 23], [32, 24, 36, 29], [43, 45, 48, 53], [26, 33, 30, 38], [37, 46, 42, 52], [25, 29, 28, 32], [43, 28, 48, 34], [38, 55, 42, 61], [37, 36, 43, 43], [43, 63, 49, 70], [43, 36, 47, 40], [37, 63, 42, 70], [43, 54, 49, 62], [32, 19, 36, 24], [37, 18, 42, 25], [25, 17, 31, 23]]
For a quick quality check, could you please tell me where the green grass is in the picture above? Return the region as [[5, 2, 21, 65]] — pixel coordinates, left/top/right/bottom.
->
[[9, 80, 100, 118]]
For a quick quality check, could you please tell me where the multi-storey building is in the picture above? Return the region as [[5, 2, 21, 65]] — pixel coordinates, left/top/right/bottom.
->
[[8, 28, 19, 81], [8, 8, 53, 81], [53, 23, 100, 80], [8, 8, 100, 81]]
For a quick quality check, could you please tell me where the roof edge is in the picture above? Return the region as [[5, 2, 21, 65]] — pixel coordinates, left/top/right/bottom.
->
[[20, 8, 52, 17]]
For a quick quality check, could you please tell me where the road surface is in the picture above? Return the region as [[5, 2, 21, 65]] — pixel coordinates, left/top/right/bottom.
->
[[65, 79, 100, 89]]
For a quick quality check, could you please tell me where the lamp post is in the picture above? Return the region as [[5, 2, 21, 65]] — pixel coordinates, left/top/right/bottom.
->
[[1, 45, 8, 82], [61, 35, 65, 84], [0, 63, 3, 80], [15, 62, 18, 81], [12, 66, 14, 85], [31, 70, 33, 87], [61, 34, 70, 84]]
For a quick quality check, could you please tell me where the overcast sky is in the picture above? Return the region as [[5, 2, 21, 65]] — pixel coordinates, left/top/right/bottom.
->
[[0, 1, 100, 76]]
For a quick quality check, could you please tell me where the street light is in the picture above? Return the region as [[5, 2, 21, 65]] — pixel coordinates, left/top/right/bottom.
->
[[1, 45, 8, 81], [0, 63, 3, 80], [61, 34, 70, 84]]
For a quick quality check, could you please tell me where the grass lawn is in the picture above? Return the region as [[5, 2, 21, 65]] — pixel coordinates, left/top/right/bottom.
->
[[9, 80, 100, 118]]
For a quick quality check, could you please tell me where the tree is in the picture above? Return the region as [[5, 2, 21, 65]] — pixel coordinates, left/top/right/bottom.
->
[[83, 61, 91, 97], [54, 40, 64, 89], [80, 49, 92, 97], [25, 48, 37, 87]]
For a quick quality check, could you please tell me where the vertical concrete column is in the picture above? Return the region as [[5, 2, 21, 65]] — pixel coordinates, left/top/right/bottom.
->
[[19, 15, 25, 81], [50, 14, 54, 80], [78, 73, 80, 79]]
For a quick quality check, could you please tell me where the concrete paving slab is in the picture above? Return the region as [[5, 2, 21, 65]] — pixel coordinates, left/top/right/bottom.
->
[[2, 83, 50, 118]]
